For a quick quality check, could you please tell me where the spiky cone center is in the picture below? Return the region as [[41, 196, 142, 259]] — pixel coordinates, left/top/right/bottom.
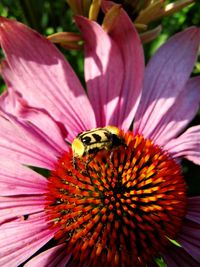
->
[[46, 131, 187, 267]]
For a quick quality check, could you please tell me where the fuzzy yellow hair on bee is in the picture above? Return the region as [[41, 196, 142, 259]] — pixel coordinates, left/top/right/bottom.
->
[[72, 126, 123, 157]]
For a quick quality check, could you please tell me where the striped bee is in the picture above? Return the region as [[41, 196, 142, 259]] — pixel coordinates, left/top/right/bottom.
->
[[72, 126, 124, 158]]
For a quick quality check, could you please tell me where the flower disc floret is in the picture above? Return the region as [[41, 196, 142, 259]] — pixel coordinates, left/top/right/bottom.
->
[[46, 131, 187, 267]]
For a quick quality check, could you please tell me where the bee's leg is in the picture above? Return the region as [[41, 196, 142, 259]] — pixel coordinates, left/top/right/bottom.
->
[[109, 150, 114, 162], [73, 156, 78, 169], [85, 151, 99, 171], [85, 157, 94, 170]]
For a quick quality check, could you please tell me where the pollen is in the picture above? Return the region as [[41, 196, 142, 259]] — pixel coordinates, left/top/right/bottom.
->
[[45, 131, 187, 267]]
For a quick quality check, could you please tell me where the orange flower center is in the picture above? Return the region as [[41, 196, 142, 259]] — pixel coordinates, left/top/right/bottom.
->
[[45, 131, 187, 267]]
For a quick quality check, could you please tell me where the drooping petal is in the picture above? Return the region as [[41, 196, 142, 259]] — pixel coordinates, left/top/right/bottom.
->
[[0, 213, 56, 267], [186, 197, 200, 224], [75, 16, 124, 127], [0, 112, 65, 169], [0, 89, 18, 115], [148, 77, 200, 146], [0, 86, 69, 141], [0, 17, 96, 141], [77, 4, 144, 129], [177, 219, 200, 263], [0, 159, 47, 196], [24, 244, 71, 267], [0, 196, 46, 224], [165, 125, 200, 165], [134, 27, 200, 139], [163, 245, 199, 267]]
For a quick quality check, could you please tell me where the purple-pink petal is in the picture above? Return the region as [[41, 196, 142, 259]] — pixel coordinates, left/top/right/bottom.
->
[[108, 8, 144, 130], [176, 197, 200, 263], [134, 27, 200, 142], [102, 3, 144, 129], [0, 111, 66, 169], [0, 196, 46, 225], [163, 245, 199, 267], [177, 219, 200, 262], [0, 158, 47, 196], [0, 16, 96, 141], [148, 77, 200, 146], [0, 88, 19, 115], [165, 125, 200, 165], [76, 16, 124, 127], [186, 197, 200, 224], [0, 213, 56, 267], [0, 81, 68, 138], [24, 244, 71, 267]]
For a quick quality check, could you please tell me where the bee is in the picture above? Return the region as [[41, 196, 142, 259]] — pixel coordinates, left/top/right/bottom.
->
[[72, 126, 124, 158]]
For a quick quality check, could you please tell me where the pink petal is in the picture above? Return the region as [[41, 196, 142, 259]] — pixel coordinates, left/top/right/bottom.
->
[[0, 195, 46, 224], [75, 16, 124, 127], [0, 85, 68, 141], [177, 220, 200, 262], [163, 245, 199, 267], [0, 66, 22, 114], [106, 6, 144, 130], [134, 27, 200, 140], [186, 197, 200, 224], [0, 17, 96, 141], [24, 244, 71, 267], [0, 212, 56, 267], [0, 90, 16, 113], [0, 111, 66, 169], [79, 3, 144, 129], [18, 108, 68, 151], [148, 77, 200, 146], [0, 158, 47, 196], [165, 125, 200, 165]]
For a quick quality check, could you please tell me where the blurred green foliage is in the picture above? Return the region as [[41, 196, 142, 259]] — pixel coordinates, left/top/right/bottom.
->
[[145, 2, 200, 61]]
